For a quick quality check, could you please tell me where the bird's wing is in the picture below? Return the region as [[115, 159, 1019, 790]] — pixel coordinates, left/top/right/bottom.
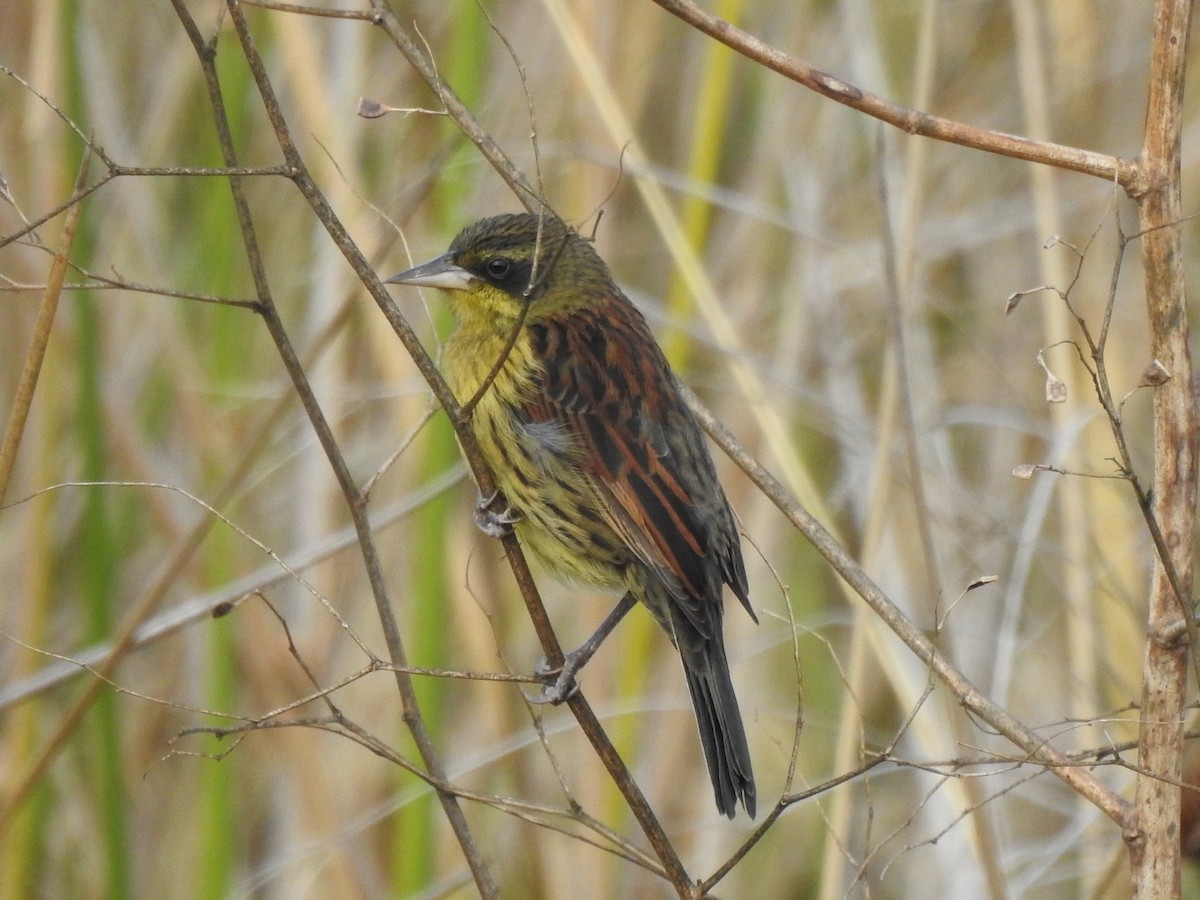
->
[[525, 300, 749, 637]]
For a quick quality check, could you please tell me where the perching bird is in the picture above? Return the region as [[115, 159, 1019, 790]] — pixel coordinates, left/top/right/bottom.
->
[[386, 213, 756, 818]]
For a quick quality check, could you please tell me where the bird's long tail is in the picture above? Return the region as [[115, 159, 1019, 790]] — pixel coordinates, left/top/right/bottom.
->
[[681, 638, 756, 818]]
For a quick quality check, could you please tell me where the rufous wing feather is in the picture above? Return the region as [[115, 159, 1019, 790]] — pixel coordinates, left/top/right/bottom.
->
[[525, 296, 738, 635]]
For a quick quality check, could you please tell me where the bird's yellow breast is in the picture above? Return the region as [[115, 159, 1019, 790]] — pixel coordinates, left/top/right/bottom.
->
[[443, 314, 634, 590]]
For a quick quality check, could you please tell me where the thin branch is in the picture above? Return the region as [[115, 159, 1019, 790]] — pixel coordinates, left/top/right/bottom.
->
[[211, 0, 693, 890], [240, 0, 376, 19], [646, 0, 1142, 192], [0, 165, 289, 251], [681, 383, 1133, 827], [182, 1, 499, 895], [0, 469, 465, 711], [369, 2, 540, 211], [368, 0, 1135, 855]]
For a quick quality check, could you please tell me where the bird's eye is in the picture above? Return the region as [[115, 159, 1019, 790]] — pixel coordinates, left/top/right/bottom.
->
[[485, 257, 511, 280]]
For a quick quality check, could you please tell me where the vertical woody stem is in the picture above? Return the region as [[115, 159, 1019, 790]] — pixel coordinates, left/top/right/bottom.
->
[[1130, 1, 1196, 896]]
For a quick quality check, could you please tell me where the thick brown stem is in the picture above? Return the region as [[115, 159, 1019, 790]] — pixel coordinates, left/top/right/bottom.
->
[[1129, 2, 1196, 897]]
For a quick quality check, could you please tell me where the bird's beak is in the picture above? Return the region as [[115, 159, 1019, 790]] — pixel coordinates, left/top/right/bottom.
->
[[385, 253, 476, 291]]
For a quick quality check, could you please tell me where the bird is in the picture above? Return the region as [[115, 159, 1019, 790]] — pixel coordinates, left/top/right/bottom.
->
[[386, 212, 757, 818]]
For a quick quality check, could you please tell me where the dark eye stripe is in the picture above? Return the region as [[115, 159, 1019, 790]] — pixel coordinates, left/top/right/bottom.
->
[[464, 254, 534, 297]]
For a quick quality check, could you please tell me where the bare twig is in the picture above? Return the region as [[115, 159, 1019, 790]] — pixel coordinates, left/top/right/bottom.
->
[[682, 383, 1133, 826], [368, 2, 540, 211], [644, 0, 1142, 192], [204, 0, 697, 891], [174, 1, 501, 894]]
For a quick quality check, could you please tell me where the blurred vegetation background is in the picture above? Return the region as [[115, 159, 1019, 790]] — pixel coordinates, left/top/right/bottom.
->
[[0, 1, 1192, 897]]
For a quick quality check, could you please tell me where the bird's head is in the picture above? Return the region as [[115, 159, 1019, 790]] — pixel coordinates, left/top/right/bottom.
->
[[386, 213, 614, 324]]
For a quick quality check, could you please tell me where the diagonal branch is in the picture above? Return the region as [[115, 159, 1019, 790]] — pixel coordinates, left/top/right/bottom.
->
[[681, 384, 1133, 827], [377, 0, 1133, 845], [173, 2, 500, 894], [218, 0, 692, 894], [646, 0, 1144, 193]]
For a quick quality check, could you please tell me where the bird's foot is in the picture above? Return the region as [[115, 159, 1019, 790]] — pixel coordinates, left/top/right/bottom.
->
[[523, 595, 637, 705], [525, 651, 586, 705], [474, 489, 521, 538]]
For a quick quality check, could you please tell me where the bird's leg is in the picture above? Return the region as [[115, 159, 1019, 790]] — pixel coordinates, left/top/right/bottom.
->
[[528, 592, 638, 705], [474, 489, 521, 538]]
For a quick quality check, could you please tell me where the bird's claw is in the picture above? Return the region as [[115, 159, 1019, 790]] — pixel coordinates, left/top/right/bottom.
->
[[523, 654, 582, 705], [474, 490, 521, 538]]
